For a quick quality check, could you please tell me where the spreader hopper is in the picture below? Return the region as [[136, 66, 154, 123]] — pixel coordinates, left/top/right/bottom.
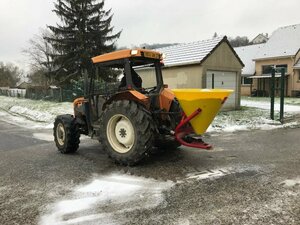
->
[[172, 89, 233, 134]]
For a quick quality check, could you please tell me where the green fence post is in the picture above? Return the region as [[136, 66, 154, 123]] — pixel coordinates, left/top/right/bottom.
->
[[270, 68, 275, 120], [279, 68, 285, 123]]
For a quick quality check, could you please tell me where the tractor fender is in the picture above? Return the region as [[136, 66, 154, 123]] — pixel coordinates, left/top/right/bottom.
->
[[103, 90, 150, 110], [73, 97, 88, 116], [159, 88, 175, 112]]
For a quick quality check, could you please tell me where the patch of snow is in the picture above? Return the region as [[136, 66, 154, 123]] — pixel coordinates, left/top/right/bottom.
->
[[186, 169, 230, 180], [281, 178, 300, 187], [208, 103, 300, 134], [10, 105, 54, 122], [242, 99, 300, 113], [57, 213, 117, 225], [0, 96, 72, 129], [221, 124, 249, 132], [185, 166, 260, 182], [39, 173, 174, 225], [33, 133, 54, 142], [0, 110, 53, 129], [32, 132, 90, 142], [56, 197, 100, 215]]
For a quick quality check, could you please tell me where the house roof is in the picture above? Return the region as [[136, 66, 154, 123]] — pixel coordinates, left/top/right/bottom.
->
[[157, 36, 244, 67], [254, 24, 300, 60], [234, 44, 265, 75], [17, 81, 31, 88]]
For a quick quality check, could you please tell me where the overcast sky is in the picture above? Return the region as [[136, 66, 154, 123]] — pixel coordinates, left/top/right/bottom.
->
[[0, 0, 299, 71]]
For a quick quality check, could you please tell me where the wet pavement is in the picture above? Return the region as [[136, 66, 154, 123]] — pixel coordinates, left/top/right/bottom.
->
[[0, 120, 299, 225]]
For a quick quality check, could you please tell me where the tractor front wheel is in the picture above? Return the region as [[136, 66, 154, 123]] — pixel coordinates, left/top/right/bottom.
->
[[53, 114, 80, 154], [99, 100, 154, 166]]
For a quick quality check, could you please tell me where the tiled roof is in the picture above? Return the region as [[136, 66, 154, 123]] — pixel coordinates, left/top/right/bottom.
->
[[234, 44, 265, 75], [254, 24, 300, 60], [157, 36, 226, 67]]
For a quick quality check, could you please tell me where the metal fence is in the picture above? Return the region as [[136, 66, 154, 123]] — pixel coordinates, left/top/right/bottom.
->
[[0, 86, 84, 102], [0, 81, 121, 102]]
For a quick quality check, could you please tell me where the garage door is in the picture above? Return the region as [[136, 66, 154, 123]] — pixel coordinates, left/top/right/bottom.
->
[[206, 70, 237, 109]]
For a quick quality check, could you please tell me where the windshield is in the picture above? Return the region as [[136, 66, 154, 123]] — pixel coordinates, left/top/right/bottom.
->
[[134, 63, 158, 89]]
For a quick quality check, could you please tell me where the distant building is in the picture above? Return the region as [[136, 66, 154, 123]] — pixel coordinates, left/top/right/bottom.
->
[[17, 82, 32, 89], [251, 33, 268, 44], [234, 44, 265, 96], [139, 36, 244, 110], [252, 24, 300, 97]]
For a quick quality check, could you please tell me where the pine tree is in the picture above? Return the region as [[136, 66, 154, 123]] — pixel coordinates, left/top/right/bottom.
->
[[47, 0, 121, 83]]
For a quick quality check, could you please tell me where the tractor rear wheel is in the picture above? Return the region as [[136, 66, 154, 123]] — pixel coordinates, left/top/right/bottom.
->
[[99, 100, 154, 166], [53, 114, 80, 154]]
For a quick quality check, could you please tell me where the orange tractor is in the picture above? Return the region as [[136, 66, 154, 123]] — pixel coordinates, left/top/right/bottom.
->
[[53, 49, 232, 165]]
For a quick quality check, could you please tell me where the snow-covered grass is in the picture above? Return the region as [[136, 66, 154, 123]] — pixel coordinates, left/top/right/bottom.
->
[[242, 96, 300, 106], [0, 96, 72, 129], [242, 100, 300, 113], [208, 106, 299, 133], [207, 96, 300, 133], [0, 96, 299, 132]]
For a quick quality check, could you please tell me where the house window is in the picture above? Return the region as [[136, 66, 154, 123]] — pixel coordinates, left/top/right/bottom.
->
[[262, 64, 287, 74], [262, 65, 273, 74], [275, 64, 287, 73], [241, 77, 252, 85]]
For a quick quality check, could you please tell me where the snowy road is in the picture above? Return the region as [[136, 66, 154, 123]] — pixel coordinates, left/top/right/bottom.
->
[[1, 96, 300, 224], [0, 120, 300, 225]]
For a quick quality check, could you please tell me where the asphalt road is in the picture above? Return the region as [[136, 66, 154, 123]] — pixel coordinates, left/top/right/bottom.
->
[[0, 120, 299, 225]]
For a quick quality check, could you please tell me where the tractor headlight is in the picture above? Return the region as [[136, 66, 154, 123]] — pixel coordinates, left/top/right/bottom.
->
[[131, 50, 138, 55]]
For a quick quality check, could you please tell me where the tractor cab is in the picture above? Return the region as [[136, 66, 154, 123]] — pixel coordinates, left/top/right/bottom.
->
[[77, 49, 176, 134], [92, 49, 164, 93]]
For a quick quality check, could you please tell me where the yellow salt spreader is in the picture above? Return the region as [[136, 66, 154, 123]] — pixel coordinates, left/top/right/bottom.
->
[[171, 89, 233, 149]]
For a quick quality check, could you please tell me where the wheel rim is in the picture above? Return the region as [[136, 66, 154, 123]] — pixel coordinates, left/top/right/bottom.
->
[[56, 123, 66, 146], [106, 114, 135, 153]]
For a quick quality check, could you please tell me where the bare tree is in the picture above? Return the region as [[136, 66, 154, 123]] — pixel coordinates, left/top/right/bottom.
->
[[26, 68, 50, 87], [23, 29, 56, 84], [0, 62, 22, 87]]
